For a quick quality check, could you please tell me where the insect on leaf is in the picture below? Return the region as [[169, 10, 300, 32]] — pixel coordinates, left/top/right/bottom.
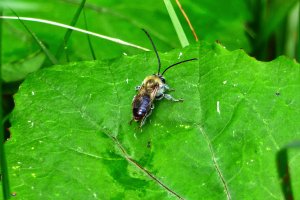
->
[[6, 42, 300, 199]]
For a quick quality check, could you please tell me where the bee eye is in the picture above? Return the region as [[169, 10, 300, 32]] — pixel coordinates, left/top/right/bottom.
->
[[161, 77, 166, 83]]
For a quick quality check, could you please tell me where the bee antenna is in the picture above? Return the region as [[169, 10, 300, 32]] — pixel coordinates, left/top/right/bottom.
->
[[142, 29, 161, 74], [161, 58, 198, 75]]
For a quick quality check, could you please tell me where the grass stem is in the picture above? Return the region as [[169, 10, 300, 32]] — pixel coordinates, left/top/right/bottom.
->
[[163, 0, 189, 47]]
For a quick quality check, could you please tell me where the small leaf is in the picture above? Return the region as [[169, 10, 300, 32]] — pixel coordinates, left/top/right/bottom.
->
[[2, 50, 45, 82], [7, 42, 300, 199]]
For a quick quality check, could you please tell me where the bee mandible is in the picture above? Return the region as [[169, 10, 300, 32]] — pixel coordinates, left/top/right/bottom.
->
[[130, 29, 197, 128]]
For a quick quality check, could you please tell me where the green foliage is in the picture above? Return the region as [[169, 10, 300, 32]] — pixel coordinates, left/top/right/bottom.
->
[[1, 0, 299, 199], [276, 141, 300, 199], [248, 0, 299, 60], [1, 0, 251, 83], [2, 50, 45, 82], [6, 43, 300, 199]]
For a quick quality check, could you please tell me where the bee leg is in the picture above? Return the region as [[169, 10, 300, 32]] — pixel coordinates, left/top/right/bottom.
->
[[135, 86, 141, 90], [155, 94, 164, 100], [164, 84, 175, 92], [151, 104, 155, 109], [140, 116, 148, 128], [132, 95, 136, 102], [163, 94, 183, 102], [167, 88, 176, 92]]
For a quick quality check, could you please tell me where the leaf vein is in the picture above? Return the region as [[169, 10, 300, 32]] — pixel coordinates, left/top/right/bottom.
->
[[198, 126, 231, 200], [38, 71, 184, 199]]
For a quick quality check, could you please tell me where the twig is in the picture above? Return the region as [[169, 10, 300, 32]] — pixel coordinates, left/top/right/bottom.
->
[[175, 0, 198, 41]]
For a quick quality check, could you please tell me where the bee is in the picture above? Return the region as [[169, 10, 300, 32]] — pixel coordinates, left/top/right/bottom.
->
[[130, 29, 197, 128]]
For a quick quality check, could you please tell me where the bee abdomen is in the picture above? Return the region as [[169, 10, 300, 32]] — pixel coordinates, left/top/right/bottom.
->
[[133, 95, 151, 120]]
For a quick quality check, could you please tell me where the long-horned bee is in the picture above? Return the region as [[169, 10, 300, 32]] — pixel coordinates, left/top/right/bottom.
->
[[130, 29, 197, 127]]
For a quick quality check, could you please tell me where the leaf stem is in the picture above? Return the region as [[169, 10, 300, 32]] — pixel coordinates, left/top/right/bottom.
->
[[56, 0, 87, 60], [10, 10, 58, 65], [175, 0, 198, 41], [83, 9, 96, 60]]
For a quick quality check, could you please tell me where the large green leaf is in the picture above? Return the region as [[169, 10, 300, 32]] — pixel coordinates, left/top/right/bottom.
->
[[6, 42, 300, 199]]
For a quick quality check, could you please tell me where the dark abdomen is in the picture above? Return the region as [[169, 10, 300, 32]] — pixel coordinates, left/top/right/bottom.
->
[[133, 95, 151, 121]]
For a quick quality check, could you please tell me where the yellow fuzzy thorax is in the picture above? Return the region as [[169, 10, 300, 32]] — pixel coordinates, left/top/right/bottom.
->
[[140, 75, 164, 95], [142, 75, 163, 87]]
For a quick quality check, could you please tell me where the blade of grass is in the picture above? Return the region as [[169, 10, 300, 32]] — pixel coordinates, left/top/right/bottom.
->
[[56, 0, 86, 60], [0, 9, 11, 200], [83, 9, 96, 60], [249, 0, 268, 60], [175, 0, 198, 41], [276, 141, 300, 199], [63, 40, 70, 63], [0, 16, 149, 51], [297, 0, 300, 62], [255, 0, 298, 57], [265, 0, 298, 40], [275, 18, 287, 57], [10, 10, 58, 65], [285, 3, 299, 59], [163, 0, 189, 47]]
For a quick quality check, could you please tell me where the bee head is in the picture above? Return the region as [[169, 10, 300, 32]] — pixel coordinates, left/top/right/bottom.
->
[[158, 74, 166, 83], [152, 74, 166, 83]]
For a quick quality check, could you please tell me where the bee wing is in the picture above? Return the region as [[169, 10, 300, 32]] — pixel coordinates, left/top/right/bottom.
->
[[132, 93, 145, 108], [132, 84, 159, 108], [149, 85, 159, 103]]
